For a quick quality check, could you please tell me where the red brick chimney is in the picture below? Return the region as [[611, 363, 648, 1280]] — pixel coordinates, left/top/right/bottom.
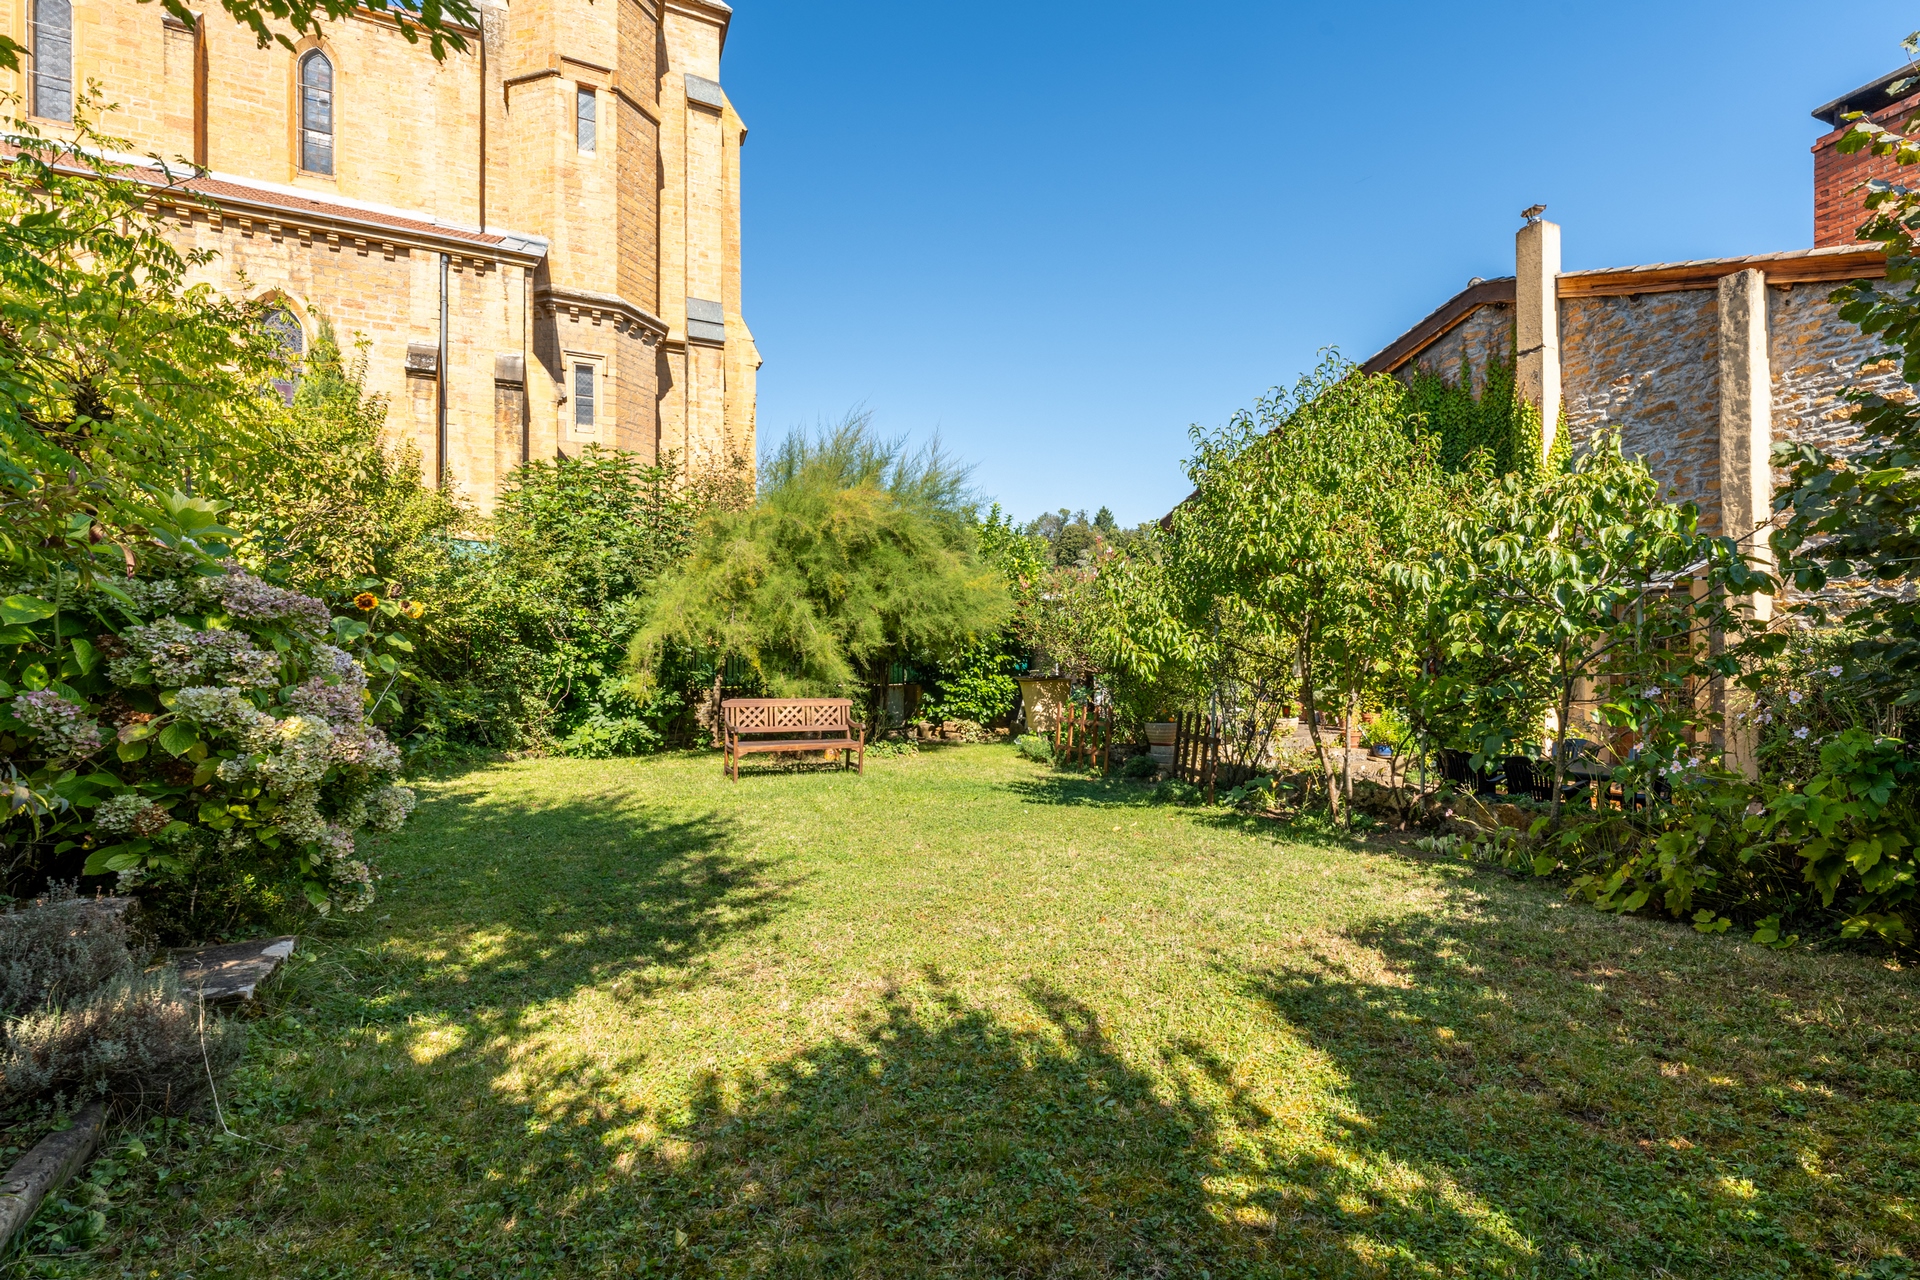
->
[[1813, 68, 1920, 248]]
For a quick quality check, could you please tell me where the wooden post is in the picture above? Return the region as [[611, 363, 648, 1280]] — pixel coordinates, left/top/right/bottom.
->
[[1205, 712, 1217, 805]]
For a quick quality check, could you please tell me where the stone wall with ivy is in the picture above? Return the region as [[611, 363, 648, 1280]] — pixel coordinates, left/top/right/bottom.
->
[[1401, 300, 1513, 398]]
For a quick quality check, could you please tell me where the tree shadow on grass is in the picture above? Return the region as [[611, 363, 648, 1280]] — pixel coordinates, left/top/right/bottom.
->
[[334, 776, 796, 1014], [348, 973, 1546, 1277], [1241, 889, 1920, 1277], [1002, 772, 1153, 809]]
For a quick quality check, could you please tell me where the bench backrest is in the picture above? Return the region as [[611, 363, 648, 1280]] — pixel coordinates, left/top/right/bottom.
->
[[722, 698, 855, 735]]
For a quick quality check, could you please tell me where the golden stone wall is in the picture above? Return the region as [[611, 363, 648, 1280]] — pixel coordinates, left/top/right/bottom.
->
[[0, 0, 757, 512]]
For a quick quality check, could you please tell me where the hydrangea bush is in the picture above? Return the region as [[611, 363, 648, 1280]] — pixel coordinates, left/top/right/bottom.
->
[[0, 551, 414, 937]]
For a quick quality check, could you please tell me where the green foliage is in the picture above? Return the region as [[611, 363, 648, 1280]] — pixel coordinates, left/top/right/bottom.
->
[[1773, 103, 1920, 711], [0, 106, 415, 937], [1021, 506, 1154, 568], [1150, 778, 1202, 805], [226, 324, 468, 596], [125, 0, 477, 68], [1402, 347, 1528, 474], [474, 446, 709, 751], [981, 504, 1115, 682], [1120, 751, 1159, 780], [0, 547, 416, 937], [1361, 708, 1410, 751], [921, 638, 1019, 727], [1013, 733, 1052, 763], [631, 416, 1009, 712], [1139, 353, 1463, 815], [0, 104, 284, 596], [1536, 722, 1920, 949], [1430, 433, 1763, 817]]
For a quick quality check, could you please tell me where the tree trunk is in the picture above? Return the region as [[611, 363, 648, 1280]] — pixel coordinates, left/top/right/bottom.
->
[[1298, 632, 1340, 818], [1342, 683, 1357, 806]]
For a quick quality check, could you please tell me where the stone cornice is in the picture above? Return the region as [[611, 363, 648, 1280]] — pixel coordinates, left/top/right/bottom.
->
[[535, 285, 669, 340], [7, 145, 549, 266]]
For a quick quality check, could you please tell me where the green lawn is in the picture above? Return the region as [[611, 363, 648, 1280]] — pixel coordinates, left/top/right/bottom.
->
[[29, 745, 1920, 1278]]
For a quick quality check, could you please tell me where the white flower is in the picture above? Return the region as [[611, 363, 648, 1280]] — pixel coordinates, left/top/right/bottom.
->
[[1829, 665, 1844, 677], [274, 789, 326, 842], [94, 793, 167, 836], [172, 686, 267, 735], [1788, 690, 1804, 705], [362, 785, 416, 832], [246, 714, 335, 790], [1642, 687, 1661, 700], [1794, 726, 1810, 740]]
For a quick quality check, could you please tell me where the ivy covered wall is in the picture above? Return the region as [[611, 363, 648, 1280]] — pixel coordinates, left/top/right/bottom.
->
[[1401, 344, 1547, 476]]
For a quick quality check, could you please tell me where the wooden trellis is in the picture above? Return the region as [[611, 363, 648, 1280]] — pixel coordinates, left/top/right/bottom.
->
[[1171, 709, 1220, 805], [1053, 703, 1114, 773]]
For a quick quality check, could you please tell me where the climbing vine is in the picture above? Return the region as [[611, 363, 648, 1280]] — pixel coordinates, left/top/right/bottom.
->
[[1402, 339, 1547, 477]]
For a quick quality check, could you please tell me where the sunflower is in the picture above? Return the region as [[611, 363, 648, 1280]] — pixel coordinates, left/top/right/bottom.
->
[[353, 592, 379, 611], [405, 600, 426, 620]]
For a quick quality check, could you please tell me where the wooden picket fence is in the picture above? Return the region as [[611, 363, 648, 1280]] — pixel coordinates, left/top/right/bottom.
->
[[1171, 709, 1221, 804], [1053, 703, 1114, 773]]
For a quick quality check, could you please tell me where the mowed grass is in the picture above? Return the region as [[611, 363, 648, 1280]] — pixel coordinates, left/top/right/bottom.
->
[[38, 745, 1920, 1278]]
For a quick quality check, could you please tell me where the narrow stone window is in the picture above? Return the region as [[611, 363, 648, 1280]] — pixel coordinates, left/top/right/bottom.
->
[[300, 51, 334, 175], [576, 87, 596, 154], [31, 0, 73, 123], [264, 307, 305, 404], [573, 362, 596, 430]]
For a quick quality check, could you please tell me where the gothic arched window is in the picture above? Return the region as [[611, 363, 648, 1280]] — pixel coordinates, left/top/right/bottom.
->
[[299, 51, 334, 175], [32, 0, 73, 123], [265, 307, 305, 404]]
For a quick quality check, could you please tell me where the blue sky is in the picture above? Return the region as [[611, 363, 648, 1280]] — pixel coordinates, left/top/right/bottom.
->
[[722, 2, 1914, 527]]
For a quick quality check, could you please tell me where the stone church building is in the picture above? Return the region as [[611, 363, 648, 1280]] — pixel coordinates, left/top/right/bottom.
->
[[3, 0, 758, 511], [1363, 65, 1916, 598]]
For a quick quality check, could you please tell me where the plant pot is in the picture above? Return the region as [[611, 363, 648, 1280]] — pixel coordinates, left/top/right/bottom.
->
[[1372, 745, 1394, 758]]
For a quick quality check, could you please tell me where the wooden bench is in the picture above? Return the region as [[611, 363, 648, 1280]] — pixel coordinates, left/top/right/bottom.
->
[[721, 697, 865, 781]]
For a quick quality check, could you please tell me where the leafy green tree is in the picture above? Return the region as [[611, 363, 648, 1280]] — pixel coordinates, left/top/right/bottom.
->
[[0, 110, 415, 934], [226, 322, 468, 595], [0, 104, 284, 593], [1431, 435, 1761, 819], [630, 416, 1008, 723], [1148, 355, 1452, 816], [416, 449, 718, 756]]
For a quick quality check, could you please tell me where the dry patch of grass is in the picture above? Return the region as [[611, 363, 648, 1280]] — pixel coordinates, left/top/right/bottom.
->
[[14, 747, 1919, 1278]]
